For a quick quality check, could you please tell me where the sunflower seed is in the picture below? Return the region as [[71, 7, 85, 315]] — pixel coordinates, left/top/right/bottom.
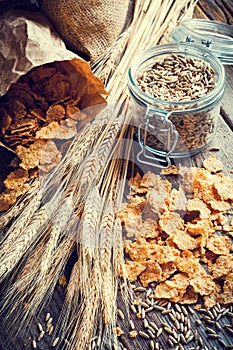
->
[[32, 339, 37, 349]]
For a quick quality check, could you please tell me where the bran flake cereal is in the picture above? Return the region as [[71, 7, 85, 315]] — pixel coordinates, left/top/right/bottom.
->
[[118, 161, 233, 308]]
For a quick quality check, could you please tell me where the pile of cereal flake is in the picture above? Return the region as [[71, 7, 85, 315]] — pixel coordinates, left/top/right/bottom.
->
[[118, 156, 233, 309]]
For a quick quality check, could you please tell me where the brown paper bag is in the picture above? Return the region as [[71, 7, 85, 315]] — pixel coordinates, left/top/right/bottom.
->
[[0, 10, 107, 211]]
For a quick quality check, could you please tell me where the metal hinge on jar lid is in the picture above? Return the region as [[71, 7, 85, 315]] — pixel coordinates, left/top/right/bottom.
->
[[171, 19, 233, 64], [185, 35, 212, 48]]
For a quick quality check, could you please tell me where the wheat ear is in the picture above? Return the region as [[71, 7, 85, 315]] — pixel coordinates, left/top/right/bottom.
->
[[78, 187, 102, 295], [99, 203, 115, 324], [0, 179, 41, 233]]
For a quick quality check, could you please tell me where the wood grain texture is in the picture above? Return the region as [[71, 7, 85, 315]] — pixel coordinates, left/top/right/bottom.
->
[[194, 0, 233, 22]]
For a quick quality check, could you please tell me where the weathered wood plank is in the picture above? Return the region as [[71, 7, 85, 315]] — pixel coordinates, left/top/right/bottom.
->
[[221, 65, 233, 128], [194, 0, 233, 23], [196, 0, 230, 22]]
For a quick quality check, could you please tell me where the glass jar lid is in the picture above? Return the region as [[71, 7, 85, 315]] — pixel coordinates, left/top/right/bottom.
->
[[171, 19, 233, 64]]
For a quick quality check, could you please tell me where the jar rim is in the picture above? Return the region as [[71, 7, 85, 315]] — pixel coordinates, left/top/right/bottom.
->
[[171, 19, 233, 64], [128, 42, 225, 112]]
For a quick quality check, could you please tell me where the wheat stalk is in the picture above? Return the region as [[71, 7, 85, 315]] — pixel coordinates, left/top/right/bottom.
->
[[99, 204, 115, 324], [78, 187, 102, 296], [0, 202, 51, 282], [0, 179, 41, 233], [67, 270, 101, 350], [0, 1, 199, 348]]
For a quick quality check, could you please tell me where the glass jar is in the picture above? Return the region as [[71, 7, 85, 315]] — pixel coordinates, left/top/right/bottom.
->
[[128, 19, 233, 167]]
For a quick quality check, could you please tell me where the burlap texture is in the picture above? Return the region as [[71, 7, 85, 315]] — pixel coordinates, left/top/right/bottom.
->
[[39, 0, 134, 62]]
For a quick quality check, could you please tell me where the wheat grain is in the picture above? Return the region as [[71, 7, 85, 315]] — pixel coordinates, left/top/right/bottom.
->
[[0, 202, 51, 282], [99, 203, 114, 271], [0, 2, 199, 349], [99, 205, 115, 324], [0, 180, 41, 234], [0, 180, 41, 246]]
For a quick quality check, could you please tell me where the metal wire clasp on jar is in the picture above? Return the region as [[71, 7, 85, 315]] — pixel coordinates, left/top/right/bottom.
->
[[128, 42, 226, 168]]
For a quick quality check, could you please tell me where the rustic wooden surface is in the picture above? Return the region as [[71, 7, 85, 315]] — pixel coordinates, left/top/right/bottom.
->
[[0, 1, 233, 350]]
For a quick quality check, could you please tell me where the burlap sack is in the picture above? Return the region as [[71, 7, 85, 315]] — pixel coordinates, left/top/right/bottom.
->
[[39, 0, 134, 62]]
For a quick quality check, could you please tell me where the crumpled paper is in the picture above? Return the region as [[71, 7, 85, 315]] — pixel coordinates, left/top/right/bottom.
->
[[0, 9, 108, 211], [0, 9, 107, 152], [0, 9, 78, 97]]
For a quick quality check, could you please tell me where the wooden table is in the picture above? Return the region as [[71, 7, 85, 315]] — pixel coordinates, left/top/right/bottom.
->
[[0, 1, 233, 350], [191, 0, 233, 178]]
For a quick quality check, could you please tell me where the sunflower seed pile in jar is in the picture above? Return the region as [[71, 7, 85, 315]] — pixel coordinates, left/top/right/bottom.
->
[[136, 54, 218, 153]]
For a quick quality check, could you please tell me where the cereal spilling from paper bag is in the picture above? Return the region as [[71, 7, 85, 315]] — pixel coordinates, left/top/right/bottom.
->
[[118, 157, 233, 308], [0, 11, 107, 212]]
